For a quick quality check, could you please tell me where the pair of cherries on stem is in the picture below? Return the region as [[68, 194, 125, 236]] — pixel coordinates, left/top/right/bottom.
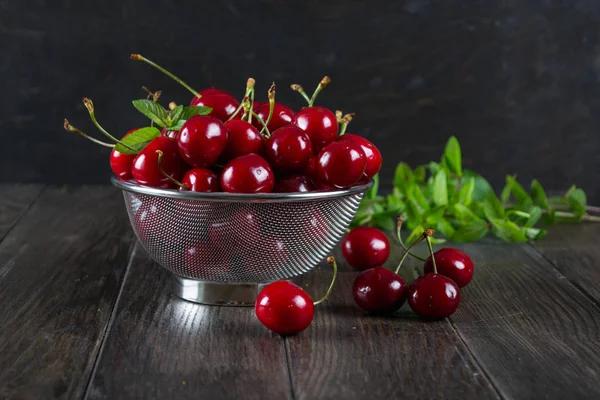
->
[[255, 256, 338, 336]]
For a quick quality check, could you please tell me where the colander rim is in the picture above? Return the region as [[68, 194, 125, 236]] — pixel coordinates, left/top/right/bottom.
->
[[111, 176, 374, 203]]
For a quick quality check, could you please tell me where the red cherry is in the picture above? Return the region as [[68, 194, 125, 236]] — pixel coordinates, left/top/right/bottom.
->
[[255, 280, 314, 335], [199, 87, 232, 97], [190, 93, 239, 122], [316, 140, 366, 188], [352, 267, 408, 313], [292, 106, 338, 152], [181, 168, 220, 192], [220, 120, 265, 162], [133, 198, 176, 245], [220, 154, 275, 193], [303, 156, 331, 190], [265, 126, 313, 173], [253, 102, 294, 132], [339, 134, 382, 180], [160, 128, 179, 139], [273, 174, 315, 193], [208, 210, 261, 251], [132, 137, 187, 188], [408, 274, 460, 319], [341, 227, 390, 270], [110, 128, 139, 180], [177, 115, 228, 168], [424, 248, 474, 288]]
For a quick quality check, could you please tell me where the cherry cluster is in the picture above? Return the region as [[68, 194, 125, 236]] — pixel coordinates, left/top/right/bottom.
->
[[65, 54, 382, 194]]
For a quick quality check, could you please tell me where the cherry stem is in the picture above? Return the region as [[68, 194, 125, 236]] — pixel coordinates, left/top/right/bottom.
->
[[395, 216, 427, 262], [229, 78, 256, 122], [142, 86, 162, 103], [130, 54, 201, 98], [261, 83, 276, 134], [63, 119, 115, 148], [314, 256, 338, 305], [394, 233, 427, 275], [82, 98, 138, 153], [156, 150, 188, 190], [425, 234, 438, 274], [290, 84, 311, 105], [308, 76, 331, 106], [553, 211, 600, 222], [338, 113, 354, 136], [252, 111, 270, 137]]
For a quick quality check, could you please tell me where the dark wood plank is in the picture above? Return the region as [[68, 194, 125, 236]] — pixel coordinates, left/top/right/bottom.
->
[[449, 239, 600, 399], [531, 223, 600, 304], [0, 184, 44, 241], [0, 186, 134, 399], [87, 244, 291, 400], [286, 269, 499, 400]]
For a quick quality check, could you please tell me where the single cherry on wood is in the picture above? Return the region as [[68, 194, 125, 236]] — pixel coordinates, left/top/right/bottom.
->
[[353, 267, 408, 313], [265, 126, 313, 173], [339, 134, 382, 180], [424, 248, 474, 288], [220, 153, 275, 193], [177, 115, 228, 168], [132, 137, 187, 188], [341, 227, 390, 270], [316, 140, 367, 188]]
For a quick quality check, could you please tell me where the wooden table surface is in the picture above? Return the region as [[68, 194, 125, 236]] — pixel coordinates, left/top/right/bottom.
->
[[1, 184, 599, 400]]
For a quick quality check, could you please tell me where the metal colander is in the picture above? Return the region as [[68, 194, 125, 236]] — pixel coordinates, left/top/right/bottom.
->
[[112, 177, 370, 304]]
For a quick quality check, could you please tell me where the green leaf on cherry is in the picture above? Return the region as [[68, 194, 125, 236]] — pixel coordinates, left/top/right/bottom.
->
[[168, 105, 184, 125], [114, 126, 161, 154], [179, 105, 212, 121], [132, 99, 168, 127]]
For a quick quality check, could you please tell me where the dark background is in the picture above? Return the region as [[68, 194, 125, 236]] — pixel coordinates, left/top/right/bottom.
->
[[1, 0, 599, 202]]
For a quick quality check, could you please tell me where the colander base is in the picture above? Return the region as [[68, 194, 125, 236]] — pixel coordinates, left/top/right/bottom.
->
[[171, 274, 305, 306]]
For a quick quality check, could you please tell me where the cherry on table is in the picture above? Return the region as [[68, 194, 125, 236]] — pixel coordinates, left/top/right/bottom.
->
[[408, 274, 460, 319], [316, 140, 366, 188], [424, 248, 474, 288], [132, 137, 187, 188], [181, 168, 221, 192], [253, 102, 294, 132], [220, 154, 275, 193], [220, 119, 265, 162], [190, 93, 240, 122], [265, 126, 313, 173], [255, 280, 314, 335], [292, 106, 338, 152], [273, 174, 315, 193], [339, 134, 382, 180], [353, 267, 408, 313], [341, 227, 390, 270], [177, 115, 228, 168]]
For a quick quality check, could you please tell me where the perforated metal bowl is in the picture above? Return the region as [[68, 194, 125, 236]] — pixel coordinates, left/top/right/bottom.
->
[[112, 177, 371, 305]]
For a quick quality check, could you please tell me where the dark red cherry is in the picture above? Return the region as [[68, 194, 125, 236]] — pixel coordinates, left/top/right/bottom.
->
[[292, 106, 338, 152], [408, 274, 460, 319], [220, 120, 265, 162], [181, 168, 220, 192], [303, 156, 331, 190], [255, 280, 314, 335], [273, 174, 315, 193], [177, 115, 228, 168], [160, 128, 179, 139], [199, 87, 232, 97], [424, 248, 474, 288], [220, 154, 275, 193], [316, 140, 366, 188], [341, 227, 390, 270], [133, 198, 177, 245], [132, 137, 187, 188], [353, 267, 408, 313], [254, 102, 295, 132], [110, 128, 139, 180], [339, 134, 382, 180], [265, 126, 313, 173], [190, 93, 239, 122]]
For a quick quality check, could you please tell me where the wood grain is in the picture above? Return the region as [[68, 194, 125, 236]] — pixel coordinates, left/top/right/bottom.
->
[[86, 244, 291, 400], [0, 186, 134, 399], [531, 223, 600, 304], [285, 269, 499, 400], [0, 184, 44, 241], [449, 239, 600, 399]]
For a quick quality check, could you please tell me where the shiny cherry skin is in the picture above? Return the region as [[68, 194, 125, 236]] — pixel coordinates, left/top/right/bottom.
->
[[160, 128, 179, 139], [265, 126, 313, 173], [132, 137, 187, 188], [292, 106, 338, 152], [339, 134, 382, 180], [177, 115, 228, 168], [341, 227, 390, 270], [353, 267, 408, 313], [255, 280, 314, 335], [190, 93, 239, 122], [110, 128, 139, 180], [181, 168, 220, 192], [253, 102, 294, 132], [424, 248, 474, 288], [220, 154, 275, 193], [273, 174, 315, 193], [199, 87, 233, 97], [316, 140, 366, 188], [220, 120, 265, 162], [303, 156, 331, 190], [408, 274, 460, 319]]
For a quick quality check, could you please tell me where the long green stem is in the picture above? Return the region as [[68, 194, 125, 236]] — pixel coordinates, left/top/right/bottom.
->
[[425, 235, 438, 274], [156, 150, 187, 189], [130, 54, 201, 98], [395, 216, 427, 262], [228, 78, 256, 122], [261, 83, 276, 134], [82, 98, 138, 153], [308, 76, 331, 106], [252, 111, 270, 137], [290, 84, 311, 105], [314, 256, 338, 305], [394, 234, 427, 275], [63, 119, 115, 148]]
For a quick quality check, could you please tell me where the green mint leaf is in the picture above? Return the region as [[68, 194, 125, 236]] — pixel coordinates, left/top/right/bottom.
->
[[548, 195, 569, 207], [567, 188, 586, 216], [490, 218, 527, 242], [442, 136, 462, 176], [168, 105, 184, 125], [524, 227, 547, 240], [430, 237, 447, 244], [437, 218, 456, 239], [505, 175, 532, 203], [423, 206, 446, 225], [500, 183, 512, 204], [132, 100, 168, 127], [530, 179, 550, 210], [410, 184, 431, 211], [405, 198, 425, 229], [432, 170, 449, 206], [406, 226, 425, 245], [386, 193, 405, 213], [394, 163, 414, 191], [413, 166, 426, 183], [168, 120, 186, 131], [452, 220, 488, 242], [114, 126, 161, 154], [483, 193, 505, 220], [180, 105, 213, 121], [365, 173, 379, 201], [372, 212, 396, 231], [457, 177, 475, 205], [463, 169, 493, 202], [427, 161, 442, 176], [524, 206, 542, 228], [506, 210, 531, 223], [543, 209, 557, 225], [451, 204, 482, 222]]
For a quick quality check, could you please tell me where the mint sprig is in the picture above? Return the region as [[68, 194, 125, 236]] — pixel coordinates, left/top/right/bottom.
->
[[352, 136, 599, 242], [132, 99, 212, 129]]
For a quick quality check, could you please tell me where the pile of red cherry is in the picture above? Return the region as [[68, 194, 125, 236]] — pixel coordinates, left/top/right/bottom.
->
[[65, 54, 381, 193], [255, 220, 474, 336]]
